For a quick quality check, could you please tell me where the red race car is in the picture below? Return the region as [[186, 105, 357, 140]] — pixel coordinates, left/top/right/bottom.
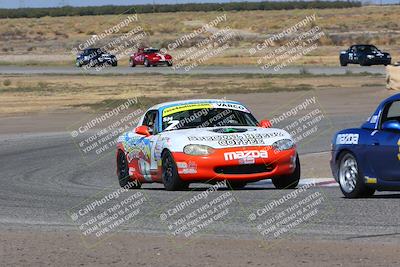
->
[[129, 47, 173, 67]]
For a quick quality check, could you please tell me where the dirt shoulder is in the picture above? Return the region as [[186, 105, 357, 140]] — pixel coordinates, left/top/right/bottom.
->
[[1, 229, 399, 267]]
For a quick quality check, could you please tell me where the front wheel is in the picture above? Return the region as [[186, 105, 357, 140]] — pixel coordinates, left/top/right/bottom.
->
[[340, 60, 347, 66], [129, 59, 136, 67], [162, 151, 188, 191], [117, 150, 141, 189], [144, 58, 151, 67], [338, 152, 375, 198], [272, 155, 300, 189]]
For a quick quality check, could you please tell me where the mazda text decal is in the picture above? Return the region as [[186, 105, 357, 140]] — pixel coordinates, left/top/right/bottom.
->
[[224, 150, 268, 161], [336, 133, 359, 145]]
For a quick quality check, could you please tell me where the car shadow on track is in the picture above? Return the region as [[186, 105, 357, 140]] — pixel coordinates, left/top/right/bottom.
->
[[140, 186, 278, 192], [346, 232, 400, 240], [370, 193, 400, 199], [340, 193, 400, 199]]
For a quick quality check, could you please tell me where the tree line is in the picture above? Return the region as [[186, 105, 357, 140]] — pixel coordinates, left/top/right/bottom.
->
[[0, 1, 362, 19]]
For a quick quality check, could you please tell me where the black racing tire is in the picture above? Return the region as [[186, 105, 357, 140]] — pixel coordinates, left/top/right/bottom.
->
[[161, 150, 188, 191], [144, 58, 151, 67], [337, 152, 375, 198], [272, 155, 300, 189], [117, 150, 141, 189], [112, 61, 118, 67], [340, 60, 347, 67], [226, 181, 247, 190], [167, 61, 173, 67], [129, 59, 136, 67], [76, 61, 82, 67]]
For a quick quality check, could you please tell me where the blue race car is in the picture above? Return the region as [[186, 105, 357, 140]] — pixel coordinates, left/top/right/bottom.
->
[[330, 93, 400, 198]]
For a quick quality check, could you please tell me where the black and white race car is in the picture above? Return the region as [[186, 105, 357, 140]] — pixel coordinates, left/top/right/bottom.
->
[[339, 44, 391, 66], [76, 48, 117, 68]]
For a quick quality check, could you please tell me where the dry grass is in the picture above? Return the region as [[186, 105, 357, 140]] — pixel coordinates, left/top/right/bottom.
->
[[0, 73, 385, 115], [0, 6, 400, 66]]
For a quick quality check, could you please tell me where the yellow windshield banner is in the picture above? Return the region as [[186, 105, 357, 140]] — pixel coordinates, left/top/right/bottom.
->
[[162, 103, 213, 117]]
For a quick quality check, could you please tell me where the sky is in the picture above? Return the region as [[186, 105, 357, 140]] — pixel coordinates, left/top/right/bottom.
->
[[0, 0, 397, 8]]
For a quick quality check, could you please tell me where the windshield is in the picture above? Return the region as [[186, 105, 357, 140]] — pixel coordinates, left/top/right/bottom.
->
[[162, 108, 258, 131], [357, 45, 379, 52], [145, 49, 159, 54]]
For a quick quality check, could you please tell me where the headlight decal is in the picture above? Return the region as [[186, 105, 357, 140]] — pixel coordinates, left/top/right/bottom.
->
[[272, 139, 295, 151], [183, 144, 215, 156]]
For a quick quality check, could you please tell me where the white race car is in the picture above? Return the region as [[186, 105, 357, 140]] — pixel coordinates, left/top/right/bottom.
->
[[116, 99, 300, 191]]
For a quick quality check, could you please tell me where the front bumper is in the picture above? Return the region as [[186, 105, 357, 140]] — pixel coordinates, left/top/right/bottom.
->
[[366, 57, 391, 65], [172, 146, 297, 182], [150, 59, 172, 66], [330, 151, 338, 182]]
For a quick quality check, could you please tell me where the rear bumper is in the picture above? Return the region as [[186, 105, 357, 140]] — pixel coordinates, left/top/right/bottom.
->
[[172, 146, 297, 182]]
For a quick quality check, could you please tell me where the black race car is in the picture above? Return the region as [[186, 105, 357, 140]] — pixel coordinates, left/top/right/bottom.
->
[[339, 44, 391, 66], [76, 48, 117, 67]]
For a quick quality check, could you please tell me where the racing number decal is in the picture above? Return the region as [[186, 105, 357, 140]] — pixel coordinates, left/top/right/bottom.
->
[[397, 138, 400, 161]]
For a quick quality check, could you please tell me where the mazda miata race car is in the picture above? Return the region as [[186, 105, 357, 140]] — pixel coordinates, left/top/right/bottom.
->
[[331, 93, 400, 198], [116, 99, 300, 191], [339, 44, 391, 66], [76, 48, 117, 67], [129, 47, 172, 67]]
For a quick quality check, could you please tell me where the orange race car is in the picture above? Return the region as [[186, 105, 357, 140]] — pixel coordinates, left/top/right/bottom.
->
[[116, 99, 300, 191]]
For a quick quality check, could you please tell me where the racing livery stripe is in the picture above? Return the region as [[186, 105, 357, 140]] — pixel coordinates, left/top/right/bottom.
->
[[162, 103, 213, 116]]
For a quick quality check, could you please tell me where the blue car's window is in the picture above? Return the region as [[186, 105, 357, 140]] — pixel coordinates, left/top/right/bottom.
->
[[387, 101, 400, 119], [381, 100, 400, 126]]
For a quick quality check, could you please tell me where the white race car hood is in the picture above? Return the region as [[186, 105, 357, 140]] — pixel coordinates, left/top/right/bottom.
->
[[160, 126, 292, 151]]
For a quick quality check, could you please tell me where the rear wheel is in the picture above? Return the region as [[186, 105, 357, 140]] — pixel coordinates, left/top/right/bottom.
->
[[162, 150, 188, 191], [340, 59, 347, 66], [129, 59, 136, 67], [117, 150, 141, 189], [272, 155, 300, 189], [338, 152, 375, 198]]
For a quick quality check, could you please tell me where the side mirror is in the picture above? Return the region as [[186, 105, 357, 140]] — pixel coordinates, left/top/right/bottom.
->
[[135, 125, 151, 136], [382, 120, 400, 132], [259, 120, 272, 128]]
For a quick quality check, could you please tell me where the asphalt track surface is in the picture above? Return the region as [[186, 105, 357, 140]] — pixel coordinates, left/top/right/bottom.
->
[[0, 65, 387, 75], [1, 87, 400, 246]]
